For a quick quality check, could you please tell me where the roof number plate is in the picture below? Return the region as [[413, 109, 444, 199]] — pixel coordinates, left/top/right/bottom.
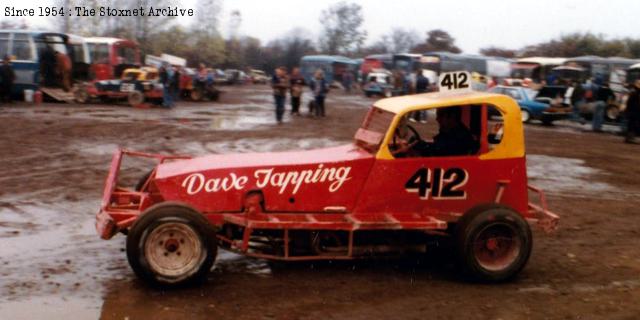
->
[[438, 71, 472, 93]]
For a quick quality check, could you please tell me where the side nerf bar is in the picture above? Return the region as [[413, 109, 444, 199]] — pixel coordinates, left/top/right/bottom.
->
[[527, 184, 560, 233]]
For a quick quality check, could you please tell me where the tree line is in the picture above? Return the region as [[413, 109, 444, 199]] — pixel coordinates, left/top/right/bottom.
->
[[3, 1, 640, 71]]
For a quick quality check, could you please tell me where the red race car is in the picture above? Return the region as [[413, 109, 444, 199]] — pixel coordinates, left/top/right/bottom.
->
[[96, 72, 558, 287]]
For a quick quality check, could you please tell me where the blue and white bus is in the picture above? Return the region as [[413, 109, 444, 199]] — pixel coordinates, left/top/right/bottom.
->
[[0, 30, 78, 95], [300, 55, 358, 85]]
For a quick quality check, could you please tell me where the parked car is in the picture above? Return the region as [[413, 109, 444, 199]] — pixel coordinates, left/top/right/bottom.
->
[[489, 85, 570, 124], [249, 69, 269, 84], [76, 66, 163, 106], [363, 69, 396, 97]]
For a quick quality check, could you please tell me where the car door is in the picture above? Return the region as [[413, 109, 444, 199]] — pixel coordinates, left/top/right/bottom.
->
[[354, 105, 527, 217]]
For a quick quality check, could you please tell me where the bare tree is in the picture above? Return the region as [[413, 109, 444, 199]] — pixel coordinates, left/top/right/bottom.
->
[[318, 1, 367, 56], [412, 29, 462, 54], [373, 28, 420, 53], [193, 0, 223, 36]]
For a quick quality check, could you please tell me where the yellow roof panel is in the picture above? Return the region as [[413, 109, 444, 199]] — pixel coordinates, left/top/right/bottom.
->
[[373, 91, 514, 114]]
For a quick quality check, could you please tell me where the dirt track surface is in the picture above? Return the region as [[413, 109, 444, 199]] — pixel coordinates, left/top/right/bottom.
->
[[1, 85, 639, 319]]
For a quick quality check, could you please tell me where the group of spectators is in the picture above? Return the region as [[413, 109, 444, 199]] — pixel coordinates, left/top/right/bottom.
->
[[271, 67, 328, 123], [569, 78, 640, 143]]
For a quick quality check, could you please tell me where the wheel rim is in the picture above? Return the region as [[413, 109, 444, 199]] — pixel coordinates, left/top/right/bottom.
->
[[606, 107, 619, 121], [472, 222, 521, 271], [144, 222, 204, 278], [521, 110, 530, 122]]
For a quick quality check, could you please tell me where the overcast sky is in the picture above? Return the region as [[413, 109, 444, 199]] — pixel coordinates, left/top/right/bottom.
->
[[5, 0, 640, 53]]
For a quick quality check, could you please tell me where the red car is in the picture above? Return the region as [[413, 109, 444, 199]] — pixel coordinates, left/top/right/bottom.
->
[[97, 72, 558, 286]]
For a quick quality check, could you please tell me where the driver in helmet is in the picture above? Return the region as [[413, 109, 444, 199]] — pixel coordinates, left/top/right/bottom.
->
[[391, 106, 477, 157]]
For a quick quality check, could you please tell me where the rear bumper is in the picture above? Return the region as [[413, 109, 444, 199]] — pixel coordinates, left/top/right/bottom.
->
[[96, 149, 191, 240]]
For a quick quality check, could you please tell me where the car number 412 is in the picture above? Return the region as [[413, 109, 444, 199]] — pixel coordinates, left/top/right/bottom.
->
[[438, 71, 471, 93], [405, 167, 469, 200]]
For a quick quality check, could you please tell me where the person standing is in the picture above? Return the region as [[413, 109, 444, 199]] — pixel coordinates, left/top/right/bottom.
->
[[412, 69, 430, 122], [0, 55, 15, 103], [415, 69, 429, 94], [342, 71, 353, 93], [570, 81, 586, 124], [625, 79, 640, 144], [309, 69, 328, 117], [172, 66, 181, 104], [271, 67, 289, 123], [289, 67, 305, 116], [159, 63, 173, 108], [592, 81, 615, 132], [56, 51, 72, 91]]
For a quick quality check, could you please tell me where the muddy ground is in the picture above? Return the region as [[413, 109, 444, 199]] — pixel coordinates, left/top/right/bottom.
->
[[0, 85, 639, 320]]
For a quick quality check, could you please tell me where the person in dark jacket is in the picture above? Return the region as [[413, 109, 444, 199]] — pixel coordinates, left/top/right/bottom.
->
[[271, 67, 289, 123], [592, 81, 615, 132], [159, 63, 174, 108], [625, 80, 640, 144], [309, 69, 328, 117], [392, 107, 477, 157], [171, 66, 181, 103], [570, 81, 586, 124], [289, 67, 305, 116], [0, 55, 16, 103], [412, 69, 430, 122], [40, 45, 57, 87]]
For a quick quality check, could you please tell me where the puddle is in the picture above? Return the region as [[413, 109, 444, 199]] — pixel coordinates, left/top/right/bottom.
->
[[527, 154, 617, 196], [175, 137, 343, 155], [0, 296, 100, 320], [0, 200, 127, 303], [73, 142, 120, 156]]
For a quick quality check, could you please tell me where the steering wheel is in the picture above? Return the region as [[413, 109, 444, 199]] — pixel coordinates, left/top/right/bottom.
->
[[391, 124, 422, 154]]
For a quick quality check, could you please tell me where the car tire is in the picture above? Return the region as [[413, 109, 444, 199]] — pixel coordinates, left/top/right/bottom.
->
[[521, 109, 531, 123], [454, 204, 532, 283], [127, 90, 145, 106], [605, 105, 620, 122], [126, 203, 217, 287], [190, 87, 204, 101]]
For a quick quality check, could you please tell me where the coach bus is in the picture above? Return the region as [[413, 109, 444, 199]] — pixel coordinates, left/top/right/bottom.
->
[[510, 57, 566, 83], [0, 30, 75, 95], [300, 55, 358, 84]]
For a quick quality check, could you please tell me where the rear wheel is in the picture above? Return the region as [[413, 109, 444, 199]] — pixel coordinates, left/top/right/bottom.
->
[[455, 204, 532, 282], [605, 105, 620, 122], [190, 87, 204, 101], [126, 203, 217, 287], [127, 90, 144, 106]]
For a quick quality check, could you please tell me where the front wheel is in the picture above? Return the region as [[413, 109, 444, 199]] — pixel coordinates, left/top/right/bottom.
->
[[126, 203, 217, 287], [455, 204, 532, 282]]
